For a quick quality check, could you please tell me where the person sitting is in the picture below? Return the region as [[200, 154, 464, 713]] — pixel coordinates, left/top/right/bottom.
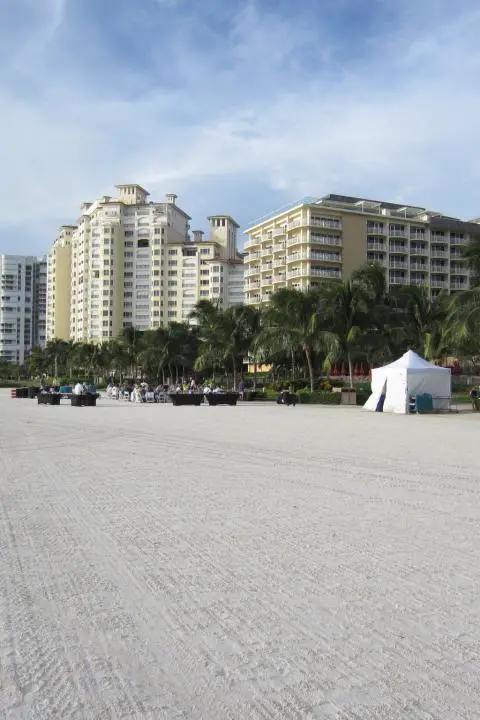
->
[[73, 382, 84, 396]]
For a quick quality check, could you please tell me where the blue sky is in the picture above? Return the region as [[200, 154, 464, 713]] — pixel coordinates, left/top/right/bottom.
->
[[1, 0, 480, 255]]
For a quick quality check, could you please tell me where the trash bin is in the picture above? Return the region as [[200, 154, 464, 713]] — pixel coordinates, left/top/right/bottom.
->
[[341, 388, 357, 405]]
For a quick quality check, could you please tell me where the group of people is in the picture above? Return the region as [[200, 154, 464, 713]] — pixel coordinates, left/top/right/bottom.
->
[[106, 379, 231, 403], [106, 382, 167, 402]]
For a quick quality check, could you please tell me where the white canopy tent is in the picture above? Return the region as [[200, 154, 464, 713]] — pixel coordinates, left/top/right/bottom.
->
[[363, 350, 451, 414]]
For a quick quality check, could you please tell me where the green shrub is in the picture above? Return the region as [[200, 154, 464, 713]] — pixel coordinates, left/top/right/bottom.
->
[[296, 390, 341, 405]]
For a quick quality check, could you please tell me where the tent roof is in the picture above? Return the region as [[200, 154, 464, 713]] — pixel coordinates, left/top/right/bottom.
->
[[379, 350, 449, 372]]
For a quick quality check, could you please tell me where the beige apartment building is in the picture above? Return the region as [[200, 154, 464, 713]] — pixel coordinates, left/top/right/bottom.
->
[[46, 225, 75, 341], [244, 194, 478, 305], [46, 185, 244, 343]]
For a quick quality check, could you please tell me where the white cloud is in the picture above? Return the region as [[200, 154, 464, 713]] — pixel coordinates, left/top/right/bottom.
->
[[0, 0, 480, 254]]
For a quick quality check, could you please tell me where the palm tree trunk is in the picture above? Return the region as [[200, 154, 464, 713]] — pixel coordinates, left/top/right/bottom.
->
[[253, 358, 257, 390], [291, 348, 295, 380], [232, 356, 237, 390], [304, 346, 314, 392], [348, 353, 354, 389]]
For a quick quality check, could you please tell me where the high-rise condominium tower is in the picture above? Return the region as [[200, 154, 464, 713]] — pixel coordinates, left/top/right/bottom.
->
[[0, 255, 47, 364], [46, 185, 244, 342]]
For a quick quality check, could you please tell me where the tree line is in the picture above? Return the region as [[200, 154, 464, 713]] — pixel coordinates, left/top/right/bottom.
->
[[13, 262, 480, 390]]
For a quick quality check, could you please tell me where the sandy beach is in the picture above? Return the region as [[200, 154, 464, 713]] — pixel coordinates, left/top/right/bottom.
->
[[1, 391, 480, 719]]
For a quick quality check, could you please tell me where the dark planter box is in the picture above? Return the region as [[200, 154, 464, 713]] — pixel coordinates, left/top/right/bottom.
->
[[37, 393, 61, 405], [28, 386, 40, 399], [206, 393, 240, 406], [277, 393, 298, 406], [16, 387, 29, 398], [71, 394, 97, 407], [243, 391, 257, 401], [169, 393, 204, 406]]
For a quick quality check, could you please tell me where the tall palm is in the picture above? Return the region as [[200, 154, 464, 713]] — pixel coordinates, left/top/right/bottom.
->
[[194, 303, 257, 389], [318, 279, 369, 388], [444, 287, 480, 359], [462, 241, 480, 286], [116, 326, 144, 378], [389, 286, 448, 360], [260, 288, 323, 391]]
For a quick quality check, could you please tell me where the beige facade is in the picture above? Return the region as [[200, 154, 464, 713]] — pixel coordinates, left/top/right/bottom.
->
[[244, 194, 478, 304], [46, 226, 74, 341], [166, 216, 244, 322], [45, 186, 244, 343]]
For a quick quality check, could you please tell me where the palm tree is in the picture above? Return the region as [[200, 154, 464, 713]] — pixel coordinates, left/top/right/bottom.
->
[[193, 302, 258, 389], [318, 279, 369, 388], [260, 288, 323, 391], [389, 286, 448, 360], [462, 241, 480, 285], [43, 339, 71, 379], [444, 287, 480, 359], [116, 326, 144, 378]]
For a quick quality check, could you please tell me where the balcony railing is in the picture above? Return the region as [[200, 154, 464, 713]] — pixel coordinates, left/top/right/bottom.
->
[[273, 258, 286, 267], [367, 241, 386, 251], [287, 268, 305, 279], [244, 238, 258, 249], [431, 279, 449, 288], [287, 253, 308, 263], [310, 268, 341, 279], [286, 221, 301, 231], [389, 244, 408, 254], [261, 264, 272, 272], [450, 236, 467, 245], [311, 235, 343, 247], [245, 267, 260, 277], [311, 253, 341, 262], [273, 274, 286, 284], [261, 247, 273, 257], [410, 262, 428, 270], [310, 218, 342, 230], [389, 261, 407, 269], [410, 278, 427, 286], [272, 228, 286, 237], [410, 233, 426, 241], [430, 264, 447, 273], [451, 281, 467, 290], [367, 225, 386, 235], [286, 236, 302, 247], [431, 248, 448, 257], [389, 228, 409, 238], [245, 252, 261, 262], [389, 276, 406, 285], [410, 246, 428, 255]]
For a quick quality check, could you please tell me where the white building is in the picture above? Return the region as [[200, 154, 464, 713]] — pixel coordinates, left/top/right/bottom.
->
[[0, 255, 47, 364], [47, 186, 244, 342]]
